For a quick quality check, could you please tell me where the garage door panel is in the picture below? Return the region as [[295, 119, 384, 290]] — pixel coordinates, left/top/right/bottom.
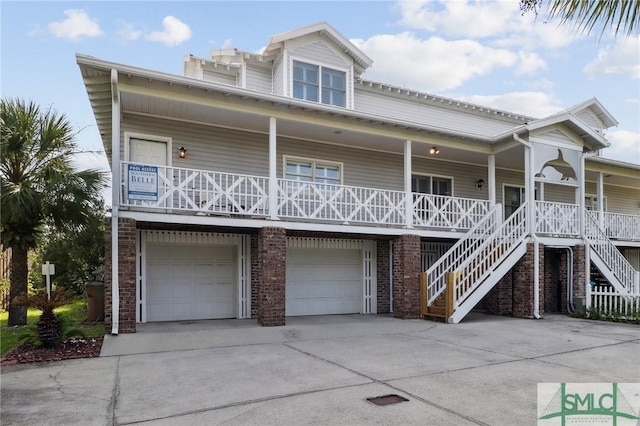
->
[[147, 244, 237, 322], [286, 247, 362, 316]]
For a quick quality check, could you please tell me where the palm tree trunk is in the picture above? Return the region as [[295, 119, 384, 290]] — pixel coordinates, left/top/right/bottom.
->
[[8, 245, 28, 326]]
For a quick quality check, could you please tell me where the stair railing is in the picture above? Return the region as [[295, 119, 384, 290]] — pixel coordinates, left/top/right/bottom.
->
[[425, 203, 502, 305], [584, 209, 639, 293], [451, 202, 529, 310]]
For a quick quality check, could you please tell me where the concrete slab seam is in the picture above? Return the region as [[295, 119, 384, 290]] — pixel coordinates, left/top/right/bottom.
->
[[282, 342, 488, 426], [109, 356, 121, 426], [113, 382, 370, 426]]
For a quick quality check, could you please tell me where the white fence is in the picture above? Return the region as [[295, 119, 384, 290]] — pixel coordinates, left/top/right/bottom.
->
[[588, 285, 640, 321], [535, 201, 579, 237], [602, 212, 640, 241]]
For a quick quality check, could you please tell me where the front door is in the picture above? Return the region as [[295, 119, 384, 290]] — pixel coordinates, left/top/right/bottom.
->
[[504, 185, 525, 218]]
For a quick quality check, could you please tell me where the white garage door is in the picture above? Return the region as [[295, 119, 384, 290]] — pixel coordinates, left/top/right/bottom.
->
[[146, 244, 236, 321], [286, 248, 362, 316]]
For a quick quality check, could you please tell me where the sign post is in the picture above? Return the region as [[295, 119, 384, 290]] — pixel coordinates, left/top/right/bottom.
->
[[42, 261, 55, 300]]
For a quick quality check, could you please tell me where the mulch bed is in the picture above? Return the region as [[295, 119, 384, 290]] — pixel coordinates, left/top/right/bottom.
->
[[0, 337, 103, 366]]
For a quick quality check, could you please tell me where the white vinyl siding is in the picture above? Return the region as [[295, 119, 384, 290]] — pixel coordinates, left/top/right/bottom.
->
[[291, 42, 347, 69], [354, 88, 520, 138], [203, 69, 237, 86], [183, 57, 200, 79], [272, 55, 284, 95], [245, 65, 272, 93]]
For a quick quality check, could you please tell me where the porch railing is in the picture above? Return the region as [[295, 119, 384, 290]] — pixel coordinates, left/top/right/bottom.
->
[[602, 212, 640, 241], [585, 210, 639, 294], [413, 194, 491, 230], [535, 201, 580, 237], [425, 203, 502, 305], [277, 180, 406, 225], [119, 163, 638, 239], [121, 162, 269, 216]]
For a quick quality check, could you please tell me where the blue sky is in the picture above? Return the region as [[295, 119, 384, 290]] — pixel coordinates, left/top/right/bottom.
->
[[2, 0, 639, 182]]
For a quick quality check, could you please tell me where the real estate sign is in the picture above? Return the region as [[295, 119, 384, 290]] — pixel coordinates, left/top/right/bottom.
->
[[128, 164, 158, 201]]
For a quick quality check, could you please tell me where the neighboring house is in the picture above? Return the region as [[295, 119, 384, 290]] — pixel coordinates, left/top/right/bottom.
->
[[77, 22, 640, 334]]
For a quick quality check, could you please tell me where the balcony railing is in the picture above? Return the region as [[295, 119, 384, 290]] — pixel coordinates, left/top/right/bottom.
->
[[535, 201, 579, 237], [120, 163, 638, 238], [601, 212, 640, 241]]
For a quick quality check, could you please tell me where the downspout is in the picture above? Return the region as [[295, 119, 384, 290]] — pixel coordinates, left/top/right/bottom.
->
[[514, 133, 541, 319], [566, 247, 574, 313], [110, 69, 120, 335], [532, 234, 542, 319]]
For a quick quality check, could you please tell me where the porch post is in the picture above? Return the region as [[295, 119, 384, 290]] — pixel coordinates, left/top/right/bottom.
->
[[525, 145, 535, 235], [578, 152, 586, 236], [596, 172, 604, 228], [110, 69, 120, 335], [404, 140, 413, 228], [268, 117, 278, 221], [488, 154, 496, 207]]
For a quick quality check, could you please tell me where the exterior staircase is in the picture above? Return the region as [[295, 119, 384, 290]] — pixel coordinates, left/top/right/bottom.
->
[[584, 209, 639, 294], [423, 202, 529, 323]]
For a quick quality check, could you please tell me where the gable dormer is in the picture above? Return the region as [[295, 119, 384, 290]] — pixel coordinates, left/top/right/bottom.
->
[[263, 22, 373, 109]]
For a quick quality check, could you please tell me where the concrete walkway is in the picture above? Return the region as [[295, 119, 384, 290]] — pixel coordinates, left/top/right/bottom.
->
[[1, 313, 639, 425]]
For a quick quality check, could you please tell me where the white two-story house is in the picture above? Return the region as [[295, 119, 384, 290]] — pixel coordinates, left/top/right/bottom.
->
[[77, 22, 640, 334]]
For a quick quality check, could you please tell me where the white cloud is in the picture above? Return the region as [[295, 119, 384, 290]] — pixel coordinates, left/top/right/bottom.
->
[[353, 33, 517, 91], [626, 98, 640, 104], [601, 129, 640, 164], [117, 21, 142, 42], [396, 0, 580, 50], [145, 16, 192, 47], [514, 51, 547, 76], [396, 0, 517, 39], [460, 92, 564, 118], [47, 9, 102, 41], [583, 36, 640, 80]]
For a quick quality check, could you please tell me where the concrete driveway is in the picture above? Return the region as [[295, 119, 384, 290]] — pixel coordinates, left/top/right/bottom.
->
[[1, 313, 639, 425]]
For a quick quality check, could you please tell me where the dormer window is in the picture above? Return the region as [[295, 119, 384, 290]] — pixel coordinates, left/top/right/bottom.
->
[[293, 60, 346, 107]]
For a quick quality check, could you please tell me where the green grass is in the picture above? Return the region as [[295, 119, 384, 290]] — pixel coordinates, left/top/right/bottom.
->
[[0, 299, 104, 355]]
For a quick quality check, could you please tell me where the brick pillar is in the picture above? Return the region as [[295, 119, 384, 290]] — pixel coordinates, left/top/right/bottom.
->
[[573, 244, 586, 302], [103, 217, 137, 333], [376, 240, 391, 314], [257, 227, 286, 326], [250, 234, 259, 319], [392, 234, 421, 319], [512, 242, 544, 318], [483, 271, 513, 316]]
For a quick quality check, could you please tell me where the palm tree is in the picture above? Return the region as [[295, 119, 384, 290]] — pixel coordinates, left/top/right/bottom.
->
[[521, 0, 640, 37], [1, 98, 106, 326]]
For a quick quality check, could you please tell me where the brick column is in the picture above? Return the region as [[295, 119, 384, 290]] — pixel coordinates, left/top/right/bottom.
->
[[250, 234, 259, 319], [483, 271, 513, 316], [104, 217, 137, 333], [392, 234, 421, 319], [257, 227, 286, 326], [573, 244, 587, 304], [512, 242, 544, 318], [376, 240, 391, 314]]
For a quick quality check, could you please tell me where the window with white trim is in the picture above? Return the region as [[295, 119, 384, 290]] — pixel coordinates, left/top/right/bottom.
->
[[293, 61, 346, 107], [285, 157, 342, 186], [585, 195, 607, 211], [412, 175, 452, 196]]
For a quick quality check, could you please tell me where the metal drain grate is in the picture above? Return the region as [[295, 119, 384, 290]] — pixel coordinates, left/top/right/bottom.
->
[[366, 394, 409, 406]]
